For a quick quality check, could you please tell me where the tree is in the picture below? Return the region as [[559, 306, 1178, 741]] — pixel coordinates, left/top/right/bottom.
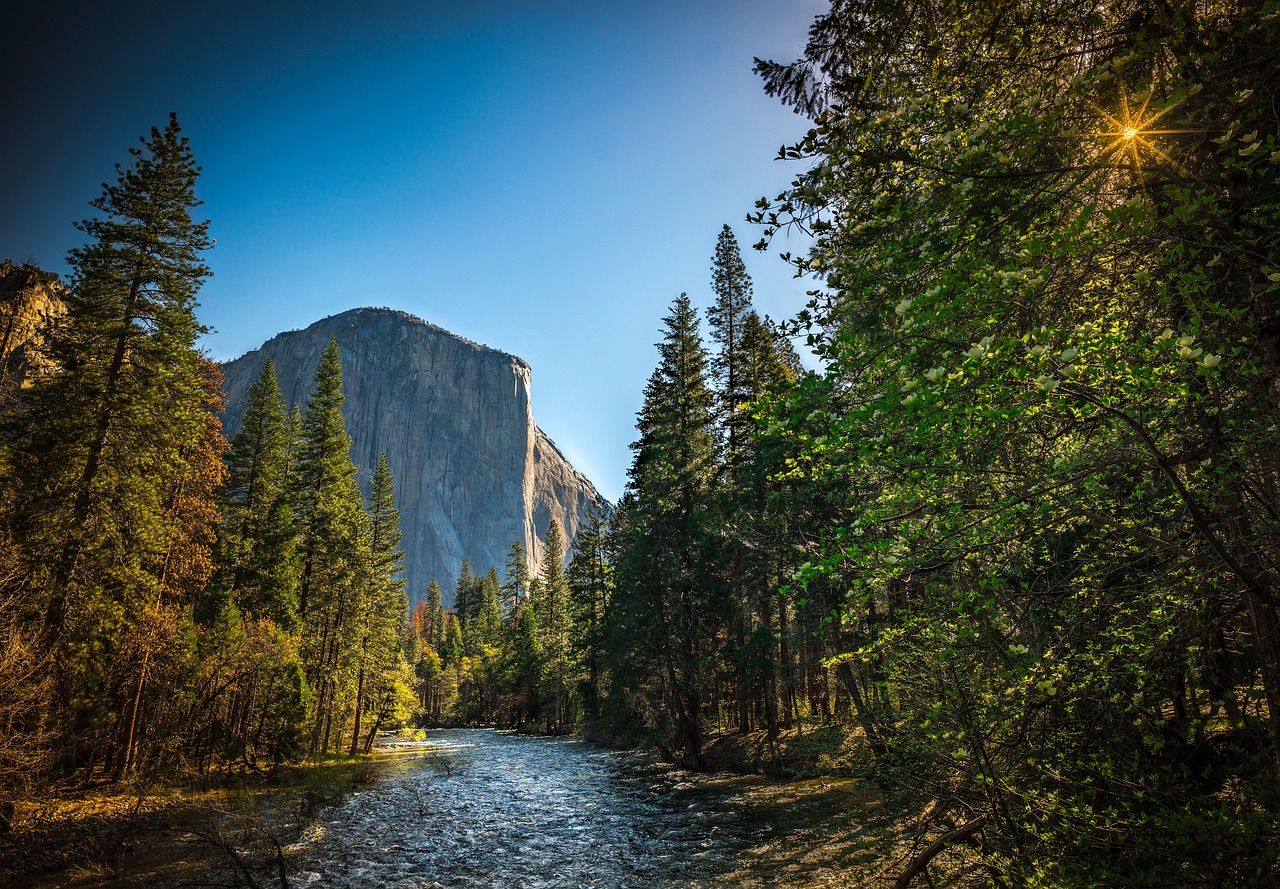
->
[[454, 556, 475, 628], [707, 224, 756, 471], [534, 519, 574, 733], [503, 596, 543, 731], [11, 114, 221, 777], [501, 541, 530, 618], [423, 580, 445, 651], [291, 338, 372, 755], [350, 453, 411, 754], [212, 359, 298, 627], [748, 1, 1280, 883], [473, 567, 503, 649], [568, 505, 613, 724], [609, 294, 718, 767]]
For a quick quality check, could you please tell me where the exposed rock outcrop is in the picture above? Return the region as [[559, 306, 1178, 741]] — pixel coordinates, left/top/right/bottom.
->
[[0, 261, 65, 409], [219, 307, 607, 605]]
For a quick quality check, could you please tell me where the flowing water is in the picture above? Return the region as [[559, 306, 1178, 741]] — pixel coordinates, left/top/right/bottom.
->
[[288, 729, 865, 888]]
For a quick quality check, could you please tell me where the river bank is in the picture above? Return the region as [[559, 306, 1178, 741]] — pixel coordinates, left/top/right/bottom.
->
[[0, 758, 372, 888], [0, 729, 988, 888]]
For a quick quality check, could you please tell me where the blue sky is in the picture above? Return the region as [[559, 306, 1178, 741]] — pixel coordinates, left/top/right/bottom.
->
[[2, 0, 824, 502]]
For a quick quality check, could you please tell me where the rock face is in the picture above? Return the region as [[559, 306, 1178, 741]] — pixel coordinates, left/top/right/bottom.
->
[[0, 261, 66, 408], [219, 307, 608, 606]]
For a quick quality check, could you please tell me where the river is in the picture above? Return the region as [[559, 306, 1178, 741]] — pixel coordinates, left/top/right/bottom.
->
[[288, 728, 873, 888]]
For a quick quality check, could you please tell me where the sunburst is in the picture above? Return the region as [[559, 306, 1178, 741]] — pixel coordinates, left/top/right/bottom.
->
[[1086, 83, 1196, 173]]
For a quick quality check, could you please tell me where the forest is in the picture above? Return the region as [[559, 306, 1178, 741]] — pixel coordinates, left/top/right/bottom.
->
[[3, 0, 1280, 886]]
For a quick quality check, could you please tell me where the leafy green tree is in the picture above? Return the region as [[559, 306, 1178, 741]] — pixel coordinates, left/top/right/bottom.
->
[[748, 1, 1280, 883]]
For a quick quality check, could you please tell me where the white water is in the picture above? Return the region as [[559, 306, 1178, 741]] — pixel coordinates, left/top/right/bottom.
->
[[289, 729, 774, 888]]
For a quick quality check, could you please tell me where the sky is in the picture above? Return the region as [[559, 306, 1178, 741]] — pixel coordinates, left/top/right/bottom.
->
[[1, 0, 825, 503]]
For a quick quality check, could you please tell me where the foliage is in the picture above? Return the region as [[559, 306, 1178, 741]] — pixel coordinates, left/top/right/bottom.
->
[[740, 0, 1280, 883], [7, 114, 224, 778]]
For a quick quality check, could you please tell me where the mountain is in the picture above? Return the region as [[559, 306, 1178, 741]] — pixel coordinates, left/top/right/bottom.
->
[[0, 261, 65, 409], [218, 307, 608, 605]]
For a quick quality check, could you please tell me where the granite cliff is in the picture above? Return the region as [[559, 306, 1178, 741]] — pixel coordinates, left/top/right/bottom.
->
[[0, 261, 65, 408], [219, 307, 607, 605]]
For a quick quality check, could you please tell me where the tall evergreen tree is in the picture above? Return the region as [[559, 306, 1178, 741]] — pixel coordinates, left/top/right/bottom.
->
[[473, 567, 504, 649], [424, 579, 445, 651], [610, 294, 717, 767], [11, 115, 221, 776], [501, 541, 530, 618], [568, 505, 613, 724], [534, 520, 574, 733], [290, 338, 371, 754], [707, 224, 756, 471], [454, 556, 474, 627], [212, 359, 298, 626], [350, 453, 411, 754], [504, 596, 543, 731]]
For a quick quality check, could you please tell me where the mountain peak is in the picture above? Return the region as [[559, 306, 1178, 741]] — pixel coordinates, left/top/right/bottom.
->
[[219, 308, 604, 603]]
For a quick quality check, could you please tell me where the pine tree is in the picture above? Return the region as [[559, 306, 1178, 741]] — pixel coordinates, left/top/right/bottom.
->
[[11, 115, 221, 776], [454, 556, 474, 628], [212, 359, 298, 627], [610, 294, 717, 767], [294, 338, 355, 618], [441, 612, 464, 668], [568, 505, 613, 723], [350, 453, 411, 754], [290, 338, 371, 754], [424, 579, 445, 651], [707, 224, 756, 472], [501, 540, 530, 619], [504, 597, 543, 731], [366, 454, 405, 596], [534, 520, 574, 733], [474, 567, 503, 649]]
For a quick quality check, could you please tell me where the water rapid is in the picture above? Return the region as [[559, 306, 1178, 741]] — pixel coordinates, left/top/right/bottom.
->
[[290, 729, 806, 888]]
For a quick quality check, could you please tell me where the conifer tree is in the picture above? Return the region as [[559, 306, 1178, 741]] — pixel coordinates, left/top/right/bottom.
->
[[441, 612, 464, 668], [366, 453, 405, 596], [12, 114, 221, 775], [213, 359, 298, 626], [611, 294, 717, 767], [474, 567, 503, 649], [290, 338, 371, 753], [350, 453, 411, 754], [454, 556, 474, 627], [568, 505, 613, 723], [534, 520, 574, 732], [424, 579, 445, 651], [501, 541, 530, 618], [707, 224, 756, 471], [504, 597, 543, 731]]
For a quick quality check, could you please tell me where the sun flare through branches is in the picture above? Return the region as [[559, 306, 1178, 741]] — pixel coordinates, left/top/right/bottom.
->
[[1087, 84, 1196, 175]]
